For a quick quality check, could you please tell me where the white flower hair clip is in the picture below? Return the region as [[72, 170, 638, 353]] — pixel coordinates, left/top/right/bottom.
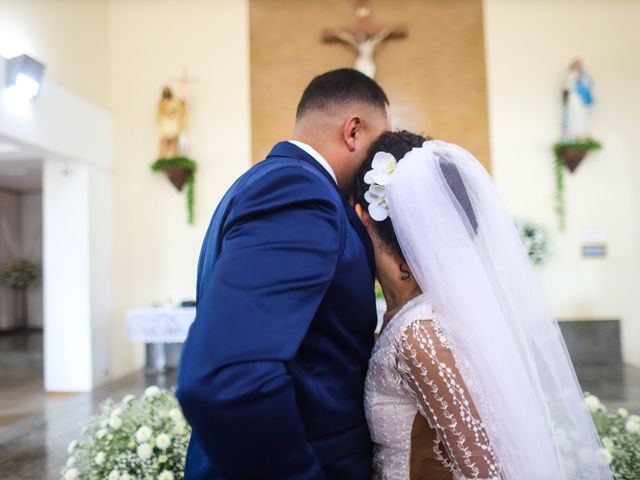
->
[[363, 151, 397, 221]]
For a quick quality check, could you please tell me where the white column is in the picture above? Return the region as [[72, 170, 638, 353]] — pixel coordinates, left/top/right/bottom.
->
[[43, 159, 111, 391]]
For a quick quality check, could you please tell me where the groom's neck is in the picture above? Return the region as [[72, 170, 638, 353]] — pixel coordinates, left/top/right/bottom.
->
[[292, 131, 347, 191]]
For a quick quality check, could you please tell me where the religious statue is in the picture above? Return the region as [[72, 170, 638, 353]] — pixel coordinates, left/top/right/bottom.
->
[[323, 0, 406, 79], [157, 85, 188, 158], [324, 25, 398, 78], [562, 59, 594, 140]]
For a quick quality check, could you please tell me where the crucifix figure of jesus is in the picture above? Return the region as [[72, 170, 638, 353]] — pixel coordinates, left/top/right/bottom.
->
[[322, 0, 407, 78]]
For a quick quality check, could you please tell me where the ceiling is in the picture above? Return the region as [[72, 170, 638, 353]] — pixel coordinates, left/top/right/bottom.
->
[[0, 140, 42, 193]]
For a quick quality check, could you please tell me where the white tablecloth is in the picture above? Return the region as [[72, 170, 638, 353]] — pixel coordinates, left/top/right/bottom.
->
[[126, 307, 196, 344]]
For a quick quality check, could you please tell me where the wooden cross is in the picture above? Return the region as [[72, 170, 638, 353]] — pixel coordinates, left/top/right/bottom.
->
[[322, 0, 407, 78]]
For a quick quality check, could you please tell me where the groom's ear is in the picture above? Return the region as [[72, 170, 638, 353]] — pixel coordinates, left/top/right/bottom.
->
[[342, 115, 362, 152]]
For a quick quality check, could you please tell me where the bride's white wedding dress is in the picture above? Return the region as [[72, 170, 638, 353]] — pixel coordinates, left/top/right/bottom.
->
[[365, 294, 499, 480], [361, 140, 611, 479]]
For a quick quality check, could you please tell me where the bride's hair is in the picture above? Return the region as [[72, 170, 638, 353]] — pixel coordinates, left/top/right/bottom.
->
[[353, 130, 429, 258]]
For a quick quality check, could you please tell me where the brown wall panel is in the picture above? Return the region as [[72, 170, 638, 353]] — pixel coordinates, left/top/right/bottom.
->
[[250, 0, 491, 171]]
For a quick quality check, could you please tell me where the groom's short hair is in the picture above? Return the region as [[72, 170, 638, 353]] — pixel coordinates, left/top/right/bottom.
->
[[296, 68, 389, 120]]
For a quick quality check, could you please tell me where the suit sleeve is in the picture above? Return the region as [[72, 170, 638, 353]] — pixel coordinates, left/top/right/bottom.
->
[[177, 167, 340, 479]]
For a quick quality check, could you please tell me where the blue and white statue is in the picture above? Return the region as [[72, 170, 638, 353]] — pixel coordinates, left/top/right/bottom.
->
[[562, 59, 594, 140]]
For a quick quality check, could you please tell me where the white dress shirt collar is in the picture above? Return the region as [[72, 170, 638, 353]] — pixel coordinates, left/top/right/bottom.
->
[[288, 140, 337, 184]]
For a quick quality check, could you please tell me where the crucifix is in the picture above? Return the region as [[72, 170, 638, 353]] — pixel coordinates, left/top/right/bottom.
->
[[322, 0, 407, 78], [171, 67, 197, 101]]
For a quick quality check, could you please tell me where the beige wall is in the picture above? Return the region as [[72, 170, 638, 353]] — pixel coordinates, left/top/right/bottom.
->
[[0, 0, 251, 379], [0, 0, 110, 108], [108, 0, 251, 377], [484, 0, 640, 366]]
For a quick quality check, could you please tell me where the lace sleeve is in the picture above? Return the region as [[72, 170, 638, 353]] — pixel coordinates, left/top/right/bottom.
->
[[397, 319, 500, 480]]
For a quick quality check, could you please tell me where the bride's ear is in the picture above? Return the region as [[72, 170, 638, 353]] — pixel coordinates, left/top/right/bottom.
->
[[355, 203, 367, 223], [355, 203, 376, 234]]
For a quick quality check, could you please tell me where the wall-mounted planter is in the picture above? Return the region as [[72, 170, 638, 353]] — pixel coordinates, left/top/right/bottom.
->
[[162, 167, 191, 191], [558, 147, 588, 173], [151, 157, 197, 224]]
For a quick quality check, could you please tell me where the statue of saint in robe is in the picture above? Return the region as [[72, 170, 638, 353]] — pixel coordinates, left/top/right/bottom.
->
[[563, 59, 594, 140], [157, 85, 188, 158]]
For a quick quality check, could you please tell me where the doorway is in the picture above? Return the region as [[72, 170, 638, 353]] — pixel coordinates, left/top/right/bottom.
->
[[0, 149, 46, 427]]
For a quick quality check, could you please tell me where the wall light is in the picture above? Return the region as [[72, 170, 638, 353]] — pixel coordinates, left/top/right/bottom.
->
[[5, 54, 45, 100]]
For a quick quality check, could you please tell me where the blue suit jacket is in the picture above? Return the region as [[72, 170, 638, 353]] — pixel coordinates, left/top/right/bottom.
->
[[177, 142, 378, 479]]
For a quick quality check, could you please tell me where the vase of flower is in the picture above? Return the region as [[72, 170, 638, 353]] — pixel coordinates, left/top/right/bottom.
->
[[0, 258, 40, 330]]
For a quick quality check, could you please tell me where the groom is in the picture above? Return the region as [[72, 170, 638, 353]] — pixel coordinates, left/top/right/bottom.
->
[[177, 68, 390, 479]]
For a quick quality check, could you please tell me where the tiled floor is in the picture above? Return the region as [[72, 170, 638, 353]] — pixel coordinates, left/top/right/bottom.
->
[[0, 368, 177, 480], [575, 363, 640, 413], [0, 331, 57, 429]]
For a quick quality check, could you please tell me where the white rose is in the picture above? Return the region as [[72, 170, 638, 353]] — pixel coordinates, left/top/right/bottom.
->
[[561, 457, 576, 477], [122, 394, 136, 403], [67, 440, 77, 454], [578, 447, 595, 463], [168, 408, 184, 422], [120, 474, 132, 480], [108, 470, 120, 480], [552, 428, 571, 450], [584, 394, 604, 413], [109, 415, 123, 430], [144, 385, 161, 398], [137, 442, 153, 460], [136, 425, 153, 443], [66, 456, 75, 468], [64, 468, 79, 480], [156, 433, 171, 450], [96, 428, 108, 439], [111, 408, 122, 417], [158, 471, 174, 480], [95, 451, 106, 465], [174, 421, 187, 435], [599, 448, 613, 465], [601, 437, 614, 452], [618, 407, 629, 418], [625, 416, 640, 434]]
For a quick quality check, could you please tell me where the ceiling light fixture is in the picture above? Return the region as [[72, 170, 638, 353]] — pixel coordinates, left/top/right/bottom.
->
[[5, 54, 45, 100]]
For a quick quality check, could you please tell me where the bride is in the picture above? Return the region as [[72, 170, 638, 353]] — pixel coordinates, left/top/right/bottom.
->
[[353, 131, 612, 480]]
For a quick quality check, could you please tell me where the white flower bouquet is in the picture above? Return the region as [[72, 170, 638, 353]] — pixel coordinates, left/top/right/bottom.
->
[[62, 386, 190, 480], [585, 393, 640, 479]]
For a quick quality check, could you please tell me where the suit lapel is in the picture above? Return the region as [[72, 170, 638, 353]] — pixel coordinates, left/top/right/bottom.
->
[[267, 142, 376, 278]]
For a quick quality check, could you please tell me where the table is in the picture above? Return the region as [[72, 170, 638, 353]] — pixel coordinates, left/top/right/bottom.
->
[[126, 307, 196, 369]]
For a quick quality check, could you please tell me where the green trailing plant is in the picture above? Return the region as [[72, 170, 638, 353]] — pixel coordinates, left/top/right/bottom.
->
[[185, 174, 195, 225], [515, 220, 550, 266], [151, 157, 197, 224], [552, 138, 602, 231], [1, 258, 40, 290]]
